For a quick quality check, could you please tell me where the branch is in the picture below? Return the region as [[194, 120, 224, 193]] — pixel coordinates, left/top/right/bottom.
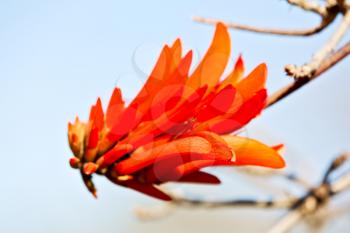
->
[[156, 153, 350, 233], [236, 167, 312, 188], [266, 40, 350, 107], [193, 1, 350, 108], [285, 9, 350, 78], [323, 152, 350, 183], [133, 196, 297, 221], [172, 197, 296, 209], [331, 171, 350, 193], [193, 0, 344, 37], [193, 16, 333, 37], [267, 208, 303, 233], [266, 153, 350, 233], [287, 0, 327, 16]]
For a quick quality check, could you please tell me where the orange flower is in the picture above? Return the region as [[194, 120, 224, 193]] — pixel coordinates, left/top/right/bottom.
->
[[67, 23, 285, 201]]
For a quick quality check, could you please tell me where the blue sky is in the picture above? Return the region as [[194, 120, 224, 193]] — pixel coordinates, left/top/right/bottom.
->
[[1, 0, 350, 232]]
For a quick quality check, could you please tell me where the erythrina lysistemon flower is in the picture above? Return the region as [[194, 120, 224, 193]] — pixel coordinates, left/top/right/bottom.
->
[[68, 23, 285, 201]]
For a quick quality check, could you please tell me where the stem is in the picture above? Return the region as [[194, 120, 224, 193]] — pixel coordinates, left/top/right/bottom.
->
[[193, 16, 332, 37], [172, 197, 296, 209], [286, 10, 350, 78], [287, 0, 327, 16], [266, 40, 350, 108], [331, 170, 350, 193], [266, 209, 303, 233]]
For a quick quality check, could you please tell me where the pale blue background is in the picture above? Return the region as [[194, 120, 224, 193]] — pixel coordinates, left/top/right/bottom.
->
[[1, 0, 350, 232]]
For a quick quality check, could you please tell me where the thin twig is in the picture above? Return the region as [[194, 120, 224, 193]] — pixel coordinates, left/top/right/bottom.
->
[[265, 153, 350, 233], [287, 0, 327, 16], [193, 0, 343, 37], [268, 5, 350, 106], [236, 167, 312, 188], [133, 197, 297, 221], [267, 208, 303, 233], [193, 16, 333, 37], [172, 197, 296, 209], [266, 169, 350, 233], [193, 0, 350, 107], [331, 170, 350, 193], [323, 152, 350, 183], [271, 40, 350, 106], [162, 153, 350, 233], [266, 40, 350, 107], [286, 10, 350, 78]]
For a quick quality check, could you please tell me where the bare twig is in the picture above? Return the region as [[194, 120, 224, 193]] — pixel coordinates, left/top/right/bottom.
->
[[266, 40, 350, 107], [267, 208, 303, 233], [172, 197, 296, 209], [286, 10, 350, 78], [236, 167, 312, 188], [323, 152, 350, 183], [193, 16, 333, 36], [287, 0, 327, 16], [331, 170, 350, 193], [194, 0, 350, 107], [265, 153, 350, 233], [156, 153, 350, 233], [193, 0, 345, 37]]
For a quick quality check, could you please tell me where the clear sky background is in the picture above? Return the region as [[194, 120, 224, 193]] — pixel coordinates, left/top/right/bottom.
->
[[1, 0, 350, 232]]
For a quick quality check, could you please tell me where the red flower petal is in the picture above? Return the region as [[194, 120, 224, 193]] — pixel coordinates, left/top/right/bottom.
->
[[236, 63, 267, 101], [175, 160, 217, 178], [222, 135, 285, 168], [219, 55, 245, 89], [107, 175, 172, 201], [177, 171, 221, 184], [141, 51, 192, 121], [106, 88, 124, 129], [196, 84, 236, 122], [184, 22, 230, 96], [120, 86, 207, 149], [87, 127, 99, 149], [115, 136, 213, 175], [209, 89, 267, 134], [107, 104, 138, 143], [125, 181, 172, 201], [92, 98, 104, 131], [96, 143, 133, 168], [169, 38, 182, 72]]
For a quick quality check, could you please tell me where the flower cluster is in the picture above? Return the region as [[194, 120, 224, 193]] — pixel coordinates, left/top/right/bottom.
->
[[68, 23, 285, 200]]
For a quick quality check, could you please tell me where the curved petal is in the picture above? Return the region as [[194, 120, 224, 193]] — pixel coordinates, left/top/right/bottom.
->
[[130, 45, 171, 107], [139, 152, 216, 184], [236, 63, 267, 101], [219, 55, 245, 89], [177, 171, 221, 184], [106, 88, 125, 129], [126, 181, 172, 201], [121, 85, 208, 149], [185, 23, 230, 96], [96, 143, 133, 168], [107, 104, 138, 143], [172, 136, 285, 176], [175, 160, 217, 178], [141, 51, 192, 121], [89, 98, 104, 131], [107, 175, 172, 201], [170, 38, 182, 72], [208, 89, 267, 134], [196, 85, 236, 122], [87, 127, 99, 149], [129, 40, 184, 120], [115, 136, 213, 175], [222, 135, 285, 168]]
